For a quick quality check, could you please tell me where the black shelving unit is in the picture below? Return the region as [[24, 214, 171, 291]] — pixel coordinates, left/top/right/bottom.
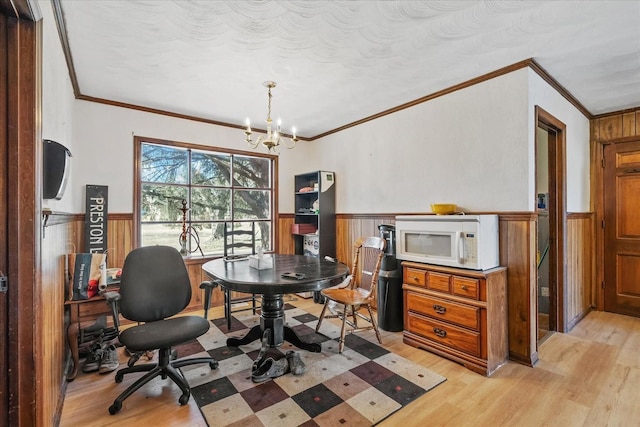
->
[[292, 171, 336, 260]]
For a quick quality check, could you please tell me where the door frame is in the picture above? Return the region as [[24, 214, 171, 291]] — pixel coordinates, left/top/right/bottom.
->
[[535, 106, 567, 333], [1, 1, 41, 425]]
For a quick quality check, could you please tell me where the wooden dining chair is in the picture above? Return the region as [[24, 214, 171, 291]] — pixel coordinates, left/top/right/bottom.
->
[[200, 222, 260, 330], [315, 236, 386, 353]]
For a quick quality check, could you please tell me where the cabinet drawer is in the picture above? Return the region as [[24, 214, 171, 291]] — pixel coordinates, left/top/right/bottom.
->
[[427, 271, 451, 293], [407, 312, 481, 357], [406, 292, 480, 331], [77, 299, 110, 320], [405, 267, 427, 287], [452, 276, 480, 300]]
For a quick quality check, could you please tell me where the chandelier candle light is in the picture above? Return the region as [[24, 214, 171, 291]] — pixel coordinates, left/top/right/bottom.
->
[[244, 81, 298, 152]]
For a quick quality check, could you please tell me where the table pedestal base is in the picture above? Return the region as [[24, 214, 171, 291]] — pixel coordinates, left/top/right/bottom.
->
[[226, 294, 321, 353]]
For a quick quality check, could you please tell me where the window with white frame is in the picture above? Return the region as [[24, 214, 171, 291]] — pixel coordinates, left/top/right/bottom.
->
[[135, 138, 276, 257]]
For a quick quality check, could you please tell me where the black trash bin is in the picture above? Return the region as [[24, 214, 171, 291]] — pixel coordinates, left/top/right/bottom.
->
[[377, 224, 403, 332]]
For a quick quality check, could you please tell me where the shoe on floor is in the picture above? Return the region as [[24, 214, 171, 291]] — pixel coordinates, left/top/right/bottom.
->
[[286, 350, 306, 375], [82, 343, 104, 373], [251, 357, 289, 383], [99, 344, 119, 374]]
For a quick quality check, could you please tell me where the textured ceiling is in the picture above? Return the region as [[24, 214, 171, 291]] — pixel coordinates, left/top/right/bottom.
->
[[58, 0, 640, 138]]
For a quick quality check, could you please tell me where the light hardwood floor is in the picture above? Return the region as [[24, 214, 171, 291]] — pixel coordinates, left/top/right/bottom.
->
[[60, 298, 640, 427]]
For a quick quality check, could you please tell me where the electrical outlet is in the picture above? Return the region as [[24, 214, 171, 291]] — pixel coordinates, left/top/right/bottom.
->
[[541, 287, 549, 297]]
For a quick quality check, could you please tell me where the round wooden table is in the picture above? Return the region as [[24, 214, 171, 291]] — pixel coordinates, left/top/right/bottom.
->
[[202, 254, 349, 352]]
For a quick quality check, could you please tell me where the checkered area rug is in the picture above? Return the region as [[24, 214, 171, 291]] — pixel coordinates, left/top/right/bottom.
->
[[177, 303, 446, 427]]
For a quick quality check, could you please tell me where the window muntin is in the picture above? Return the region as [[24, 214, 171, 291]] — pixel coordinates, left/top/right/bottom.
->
[[137, 140, 275, 257]]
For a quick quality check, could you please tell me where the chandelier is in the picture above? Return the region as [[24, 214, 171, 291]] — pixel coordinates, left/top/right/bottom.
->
[[244, 81, 298, 152]]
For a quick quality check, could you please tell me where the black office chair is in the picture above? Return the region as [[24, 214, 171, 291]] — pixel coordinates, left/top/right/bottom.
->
[[108, 245, 218, 415], [200, 222, 260, 330]]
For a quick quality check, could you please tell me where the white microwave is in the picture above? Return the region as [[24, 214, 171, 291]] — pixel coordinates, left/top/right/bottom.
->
[[395, 214, 499, 270]]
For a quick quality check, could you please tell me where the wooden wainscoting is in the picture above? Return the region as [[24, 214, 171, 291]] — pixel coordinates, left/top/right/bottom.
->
[[335, 214, 398, 264], [566, 212, 596, 330], [498, 213, 538, 366], [60, 211, 593, 369], [40, 212, 77, 425], [185, 258, 224, 309], [68, 213, 132, 269]]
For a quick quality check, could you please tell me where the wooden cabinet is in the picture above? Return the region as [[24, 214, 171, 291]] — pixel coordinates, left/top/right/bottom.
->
[[292, 171, 336, 259], [402, 261, 508, 376]]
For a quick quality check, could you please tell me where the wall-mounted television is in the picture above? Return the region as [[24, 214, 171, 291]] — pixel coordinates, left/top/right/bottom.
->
[[43, 139, 72, 200]]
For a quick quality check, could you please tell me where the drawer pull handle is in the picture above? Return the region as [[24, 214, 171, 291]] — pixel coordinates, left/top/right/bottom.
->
[[433, 304, 446, 314], [433, 327, 447, 338], [461, 285, 468, 290]]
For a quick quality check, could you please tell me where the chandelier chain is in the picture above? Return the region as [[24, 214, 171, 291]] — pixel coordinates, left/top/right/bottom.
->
[[267, 86, 272, 122]]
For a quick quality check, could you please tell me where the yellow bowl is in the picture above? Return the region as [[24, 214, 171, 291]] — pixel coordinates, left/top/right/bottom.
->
[[431, 203, 457, 215]]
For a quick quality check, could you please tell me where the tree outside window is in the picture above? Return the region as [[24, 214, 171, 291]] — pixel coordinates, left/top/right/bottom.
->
[[136, 138, 275, 256]]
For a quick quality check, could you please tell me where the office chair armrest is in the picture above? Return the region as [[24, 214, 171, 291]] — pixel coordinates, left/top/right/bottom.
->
[[104, 291, 121, 331], [199, 280, 220, 320], [199, 280, 219, 290]]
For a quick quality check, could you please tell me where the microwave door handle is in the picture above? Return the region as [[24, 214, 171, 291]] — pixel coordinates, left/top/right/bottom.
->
[[457, 232, 465, 265]]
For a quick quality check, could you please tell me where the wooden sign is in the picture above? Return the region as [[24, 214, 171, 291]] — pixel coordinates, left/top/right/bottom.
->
[[84, 185, 108, 253]]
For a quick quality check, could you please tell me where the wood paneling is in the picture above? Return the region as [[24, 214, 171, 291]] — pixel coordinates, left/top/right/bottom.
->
[[566, 213, 596, 329], [499, 213, 537, 366], [335, 214, 397, 265], [622, 112, 637, 138], [106, 214, 133, 269], [593, 107, 640, 142], [40, 213, 76, 426], [598, 115, 624, 141], [69, 213, 132, 268], [68, 214, 223, 311], [185, 259, 224, 310]]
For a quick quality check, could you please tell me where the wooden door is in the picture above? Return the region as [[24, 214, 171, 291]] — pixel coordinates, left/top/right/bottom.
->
[[604, 141, 640, 316]]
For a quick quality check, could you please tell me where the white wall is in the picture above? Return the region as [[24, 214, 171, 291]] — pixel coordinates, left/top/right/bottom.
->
[[528, 71, 591, 212], [40, 0, 76, 212], [310, 68, 590, 214], [71, 101, 317, 213], [315, 69, 532, 213], [68, 66, 590, 216], [536, 127, 549, 194]]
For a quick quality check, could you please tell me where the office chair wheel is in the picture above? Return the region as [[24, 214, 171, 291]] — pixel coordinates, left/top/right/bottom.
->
[[108, 401, 122, 415], [126, 351, 142, 367], [209, 360, 218, 369], [114, 372, 124, 383], [178, 393, 190, 406]]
